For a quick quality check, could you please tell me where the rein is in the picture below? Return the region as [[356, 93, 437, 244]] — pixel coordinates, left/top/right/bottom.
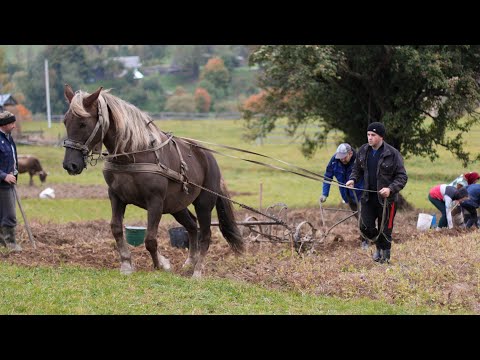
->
[[177, 136, 372, 193]]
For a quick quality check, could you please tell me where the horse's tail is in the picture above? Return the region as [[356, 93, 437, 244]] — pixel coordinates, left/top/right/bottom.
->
[[216, 178, 244, 254]]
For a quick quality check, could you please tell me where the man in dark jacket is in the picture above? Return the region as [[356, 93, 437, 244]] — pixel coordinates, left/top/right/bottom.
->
[[0, 111, 21, 252], [346, 122, 408, 263]]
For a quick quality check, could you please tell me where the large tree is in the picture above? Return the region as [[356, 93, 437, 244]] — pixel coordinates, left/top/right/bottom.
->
[[244, 45, 480, 166]]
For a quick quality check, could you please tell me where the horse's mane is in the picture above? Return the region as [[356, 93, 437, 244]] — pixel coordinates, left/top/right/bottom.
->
[[70, 89, 162, 154]]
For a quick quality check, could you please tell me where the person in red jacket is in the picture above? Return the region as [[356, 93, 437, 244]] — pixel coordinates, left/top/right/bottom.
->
[[428, 184, 469, 228]]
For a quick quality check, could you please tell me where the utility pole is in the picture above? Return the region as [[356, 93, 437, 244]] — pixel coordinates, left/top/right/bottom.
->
[[44, 59, 51, 128]]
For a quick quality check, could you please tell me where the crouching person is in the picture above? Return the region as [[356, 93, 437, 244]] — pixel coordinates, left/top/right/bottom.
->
[[0, 111, 22, 252], [460, 184, 480, 228], [428, 184, 469, 229]]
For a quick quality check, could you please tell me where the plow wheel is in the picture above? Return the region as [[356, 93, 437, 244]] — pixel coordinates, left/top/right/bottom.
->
[[293, 221, 317, 254], [265, 202, 288, 238], [241, 216, 263, 241]]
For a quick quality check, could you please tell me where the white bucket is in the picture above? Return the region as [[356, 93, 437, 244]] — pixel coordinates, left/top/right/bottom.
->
[[417, 213, 433, 231]]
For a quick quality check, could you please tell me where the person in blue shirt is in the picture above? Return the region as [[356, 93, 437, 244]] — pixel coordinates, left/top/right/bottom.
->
[[460, 184, 480, 228], [0, 111, 21, 252], [320, 143, 364, 213]]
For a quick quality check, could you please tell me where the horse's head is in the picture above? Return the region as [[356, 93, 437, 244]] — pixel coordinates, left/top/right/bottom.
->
[[62, 84, 104, 175]]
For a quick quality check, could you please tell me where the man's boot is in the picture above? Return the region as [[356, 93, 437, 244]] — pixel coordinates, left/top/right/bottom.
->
[[360, 236, 369, 250], [373, 245, 382, 262], [3, 226, 22, 252], [380, 249, 391, 264], [0, 226, 6, 247]]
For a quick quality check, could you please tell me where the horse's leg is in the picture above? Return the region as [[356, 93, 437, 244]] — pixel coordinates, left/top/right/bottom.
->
[[191, 193, 216, 278], [109, 190, 133, 275], [172, 208, 199, 273], [29, 173, 33, 186], [145, 203, 171, 271]]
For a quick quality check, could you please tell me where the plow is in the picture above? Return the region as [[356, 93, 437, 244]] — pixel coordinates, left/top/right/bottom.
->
[[210, 199, 358, 254]]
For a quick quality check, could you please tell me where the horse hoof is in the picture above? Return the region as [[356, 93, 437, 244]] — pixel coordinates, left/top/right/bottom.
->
[[120, 263, 134, 275]]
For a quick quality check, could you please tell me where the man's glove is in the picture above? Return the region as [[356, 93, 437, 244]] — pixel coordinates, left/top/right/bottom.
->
[[320, 195, 327, 203]]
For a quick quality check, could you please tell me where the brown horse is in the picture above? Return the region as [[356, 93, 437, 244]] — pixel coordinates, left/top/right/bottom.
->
[[18, 155, 48, 186], [62, 85, 244, 277]]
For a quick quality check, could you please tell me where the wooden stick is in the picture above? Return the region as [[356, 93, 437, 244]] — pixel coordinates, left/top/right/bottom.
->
[[259, 182, 263, 211], [318, 198, 326, 228], [13, 186, 36, 249]]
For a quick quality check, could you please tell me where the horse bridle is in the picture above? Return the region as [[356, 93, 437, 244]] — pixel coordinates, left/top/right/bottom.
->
[[63, 96, 107, 168]]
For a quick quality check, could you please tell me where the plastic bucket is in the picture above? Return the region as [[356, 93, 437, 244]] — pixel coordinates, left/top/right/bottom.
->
[[416, 213, 434, 231], [168, 227, 189, 249], [125, 226, 146, 247]]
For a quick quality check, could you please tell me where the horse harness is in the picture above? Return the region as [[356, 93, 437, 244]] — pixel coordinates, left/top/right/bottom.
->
[[63, 95, 191, 194], [103, 136, 190, 194]]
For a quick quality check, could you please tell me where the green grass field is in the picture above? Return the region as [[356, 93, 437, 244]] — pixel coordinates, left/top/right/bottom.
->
[[0, 262, 448, 315]]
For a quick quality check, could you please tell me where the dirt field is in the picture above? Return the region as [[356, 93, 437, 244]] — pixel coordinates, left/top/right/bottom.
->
[[3, 184, 479, 313]]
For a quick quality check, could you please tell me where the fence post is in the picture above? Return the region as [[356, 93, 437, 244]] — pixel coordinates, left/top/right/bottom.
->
[[259, 182, 263, 211]]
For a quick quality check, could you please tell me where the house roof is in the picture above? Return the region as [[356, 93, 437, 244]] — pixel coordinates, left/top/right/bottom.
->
[[0, 93, 17, 106], [112, 56, 141, 69]]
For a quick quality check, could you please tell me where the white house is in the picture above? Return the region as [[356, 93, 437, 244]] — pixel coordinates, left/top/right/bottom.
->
[[111, 56, 144, 79], [0, 93, 17, 112]]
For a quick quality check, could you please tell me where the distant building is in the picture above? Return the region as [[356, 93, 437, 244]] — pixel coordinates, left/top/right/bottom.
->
[[112, 56, 141, 69], [111, 56, 144, 79], [0, 93, 17, 112]]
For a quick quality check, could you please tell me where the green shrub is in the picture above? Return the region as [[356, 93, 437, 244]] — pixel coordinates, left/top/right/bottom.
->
[[165, 93, 195, 112]]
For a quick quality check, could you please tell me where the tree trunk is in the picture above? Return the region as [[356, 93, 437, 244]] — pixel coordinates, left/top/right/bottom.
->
[[396, 193, 414, 211]]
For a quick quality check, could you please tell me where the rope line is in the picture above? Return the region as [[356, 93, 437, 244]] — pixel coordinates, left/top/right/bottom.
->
[[178, 136, 375, 193]]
